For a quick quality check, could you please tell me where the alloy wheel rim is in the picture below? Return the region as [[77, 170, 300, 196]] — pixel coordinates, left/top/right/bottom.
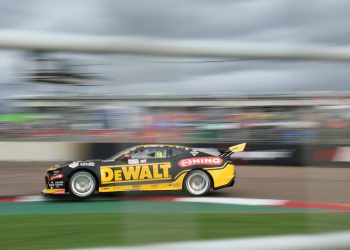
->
[[186, 172, 209, 195], [71, 173, 95, 197]]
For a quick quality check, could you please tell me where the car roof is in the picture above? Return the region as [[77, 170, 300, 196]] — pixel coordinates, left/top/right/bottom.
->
[[139, 144, 216, 156], [140, 144, 191, 149], [123, 144, 194, 154], [109, 144, 216, 160], [108, 144, 192, 160]]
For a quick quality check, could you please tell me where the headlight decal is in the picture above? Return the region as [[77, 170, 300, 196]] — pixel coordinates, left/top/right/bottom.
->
[[50, 174, 64, 181]]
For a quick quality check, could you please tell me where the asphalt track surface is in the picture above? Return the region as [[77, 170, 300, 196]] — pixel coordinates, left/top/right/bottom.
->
[[0, 161, 349, 203]]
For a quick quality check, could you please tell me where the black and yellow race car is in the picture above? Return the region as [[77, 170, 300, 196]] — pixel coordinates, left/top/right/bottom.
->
[[42, 143, 246, 198]]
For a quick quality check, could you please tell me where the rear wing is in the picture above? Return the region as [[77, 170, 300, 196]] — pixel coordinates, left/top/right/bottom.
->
[[219, 143, 246, 158]]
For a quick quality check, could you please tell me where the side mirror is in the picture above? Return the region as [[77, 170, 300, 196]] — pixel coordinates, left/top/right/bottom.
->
[[123, 153, 131, 160]]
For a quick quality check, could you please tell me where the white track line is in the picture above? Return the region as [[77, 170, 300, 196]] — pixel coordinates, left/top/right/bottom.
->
[[15, 195, 48, 202], [9, 195, 287, 206], [71, 231, 350, 250], [176, 197, 286, 206]]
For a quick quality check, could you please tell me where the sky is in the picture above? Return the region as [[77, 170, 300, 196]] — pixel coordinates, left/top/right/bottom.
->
[[0, 0, 350, 97]]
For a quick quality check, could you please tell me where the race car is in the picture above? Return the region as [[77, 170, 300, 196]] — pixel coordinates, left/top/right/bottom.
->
[[42, 143, 246, 198]]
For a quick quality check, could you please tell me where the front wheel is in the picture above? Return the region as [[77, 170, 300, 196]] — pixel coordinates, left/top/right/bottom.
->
[[183, 170, 211, 196], [69, 171, 96, 198]]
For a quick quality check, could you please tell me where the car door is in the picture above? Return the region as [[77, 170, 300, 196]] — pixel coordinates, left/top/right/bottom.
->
[[114, 146, 173, 190]]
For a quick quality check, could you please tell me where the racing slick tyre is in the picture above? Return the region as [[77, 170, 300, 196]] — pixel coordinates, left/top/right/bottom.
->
[[183, 170, 211, 196], [69, 171, 96, 198]]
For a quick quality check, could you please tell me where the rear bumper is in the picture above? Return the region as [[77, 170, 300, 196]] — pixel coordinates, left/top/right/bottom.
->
[[213, 177, 235, 190], [206, 163, 236, 190]]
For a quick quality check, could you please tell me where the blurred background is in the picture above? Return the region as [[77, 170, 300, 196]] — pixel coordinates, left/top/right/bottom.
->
[[0, 0, 350, 250], [0, 1, 349, 147]]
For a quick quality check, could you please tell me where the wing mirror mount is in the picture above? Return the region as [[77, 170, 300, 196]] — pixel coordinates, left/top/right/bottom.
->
[[123, 153, 131, 160]]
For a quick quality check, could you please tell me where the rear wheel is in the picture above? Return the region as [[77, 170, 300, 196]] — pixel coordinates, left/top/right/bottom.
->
[[183, 170, 211, 196], [69, 171, 96, 198]]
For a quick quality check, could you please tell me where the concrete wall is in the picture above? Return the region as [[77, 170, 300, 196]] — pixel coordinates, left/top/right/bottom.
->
[[0, 142, 89, 161]]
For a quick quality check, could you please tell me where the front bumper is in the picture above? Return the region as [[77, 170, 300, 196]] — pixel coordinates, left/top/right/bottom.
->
[[44, 170, 66, 195], [41, 188, 66, 195]]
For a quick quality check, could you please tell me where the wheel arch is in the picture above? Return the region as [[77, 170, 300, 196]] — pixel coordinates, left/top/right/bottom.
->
[[195, 168, 214, 189]]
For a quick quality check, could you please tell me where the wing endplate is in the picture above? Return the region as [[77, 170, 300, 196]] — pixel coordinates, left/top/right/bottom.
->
[[229, 143, 246, 153]]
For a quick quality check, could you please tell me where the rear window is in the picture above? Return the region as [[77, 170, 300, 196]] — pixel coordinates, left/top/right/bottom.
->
[[169, 148, 184, 157]]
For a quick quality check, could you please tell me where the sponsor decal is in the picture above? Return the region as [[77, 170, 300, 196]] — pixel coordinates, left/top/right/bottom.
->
[[178, 157, 223, 167], [128, 159, 139, 164], [69, 162, 79, 168], [69, 161, 95, 168], [190, 150, 199, 156], [140, 159, 147, 163], [79, 162, 95, 167], [54, 189, 65, 194], [100, 163, 171, 184], [54, 181, 64, 188], [50, 174, 64, 181]]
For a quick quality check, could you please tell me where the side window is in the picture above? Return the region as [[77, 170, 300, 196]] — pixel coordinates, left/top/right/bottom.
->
[[131, 148, 168, 159], [169, 148, 184, 157], [131, 149, 148, 159]]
